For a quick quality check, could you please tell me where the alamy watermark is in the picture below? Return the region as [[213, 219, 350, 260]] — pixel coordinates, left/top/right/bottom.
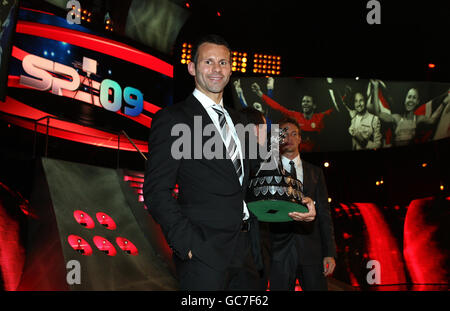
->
[[168, 118, 281, 171], [66, 0, 81, 25], [366, 0, 381, 24], [366, 259, 381, 285], [66, 259, 81, 285]]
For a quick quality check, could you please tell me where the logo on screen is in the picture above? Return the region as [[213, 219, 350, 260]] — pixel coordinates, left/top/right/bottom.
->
[[19, 54, 143, 117]]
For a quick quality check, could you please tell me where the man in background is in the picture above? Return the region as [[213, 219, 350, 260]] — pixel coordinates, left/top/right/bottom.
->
[[266, 117, 337, 290]]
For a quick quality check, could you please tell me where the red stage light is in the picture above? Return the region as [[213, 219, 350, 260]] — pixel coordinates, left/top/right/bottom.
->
[[93, 236, 117, 256], [128, 181, 143, 188], [0, 200, 26, 290], [428, 63, 436, 69], [116, 237, 138, 256], [123, 176, 144, 183], [73, 210, 95, 229], [68, 235, 93, 256], [294, 279, 303, 291], [95, 212, 117, 230]]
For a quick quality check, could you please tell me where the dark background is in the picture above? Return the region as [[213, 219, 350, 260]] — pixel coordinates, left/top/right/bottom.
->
[[0, 0, 448, 291]]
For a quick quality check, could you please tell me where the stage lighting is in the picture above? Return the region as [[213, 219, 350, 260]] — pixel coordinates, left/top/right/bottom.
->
[[231, 51, 248, 73], [81, 8, 92, 23], [428, 63, 436, 69], [252, 53, 281, 76], [104, 12, 114, 31], [180, 43, 193, 64]]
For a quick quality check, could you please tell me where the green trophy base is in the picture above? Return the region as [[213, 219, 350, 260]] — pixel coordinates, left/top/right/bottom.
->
[[248, 200, 308, 222]]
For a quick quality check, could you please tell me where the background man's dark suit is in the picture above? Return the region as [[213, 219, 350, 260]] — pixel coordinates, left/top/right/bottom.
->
[[262, 160, 336, 290], [143, 94, 262, 290]]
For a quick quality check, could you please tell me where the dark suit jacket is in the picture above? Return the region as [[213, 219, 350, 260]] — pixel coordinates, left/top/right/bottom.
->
[[267, 161, 337, 266], [143, 94, 261, 271]]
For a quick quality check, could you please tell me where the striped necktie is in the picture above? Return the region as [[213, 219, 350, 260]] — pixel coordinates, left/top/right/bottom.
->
[[289, 160, 297, 179], [212, 106, 243, 182]]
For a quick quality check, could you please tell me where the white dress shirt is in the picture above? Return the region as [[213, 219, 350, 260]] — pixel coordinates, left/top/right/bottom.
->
[[193, 89, 249, 220]]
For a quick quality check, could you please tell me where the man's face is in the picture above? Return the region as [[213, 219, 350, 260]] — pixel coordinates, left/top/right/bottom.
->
[[280, 122, 301, 155], [301, 96, 315, 114], [354, 93, 366, 114], [404, 88, 419, 112], [188, 43, 232, 98]]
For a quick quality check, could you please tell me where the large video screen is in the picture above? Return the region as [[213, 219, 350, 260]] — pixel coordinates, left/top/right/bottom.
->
[[1, 6, 174, 152], [0, 0, 18, 101], [232, 77, 450, 152]]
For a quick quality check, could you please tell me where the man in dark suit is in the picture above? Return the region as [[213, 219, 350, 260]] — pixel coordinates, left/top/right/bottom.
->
[[263, 117, 337, 291], [143, 35, 316, 290]]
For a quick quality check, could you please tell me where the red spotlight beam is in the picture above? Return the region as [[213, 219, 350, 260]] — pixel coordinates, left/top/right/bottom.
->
[[403, 197, 448, 288], [16, 21, 173, 78], [348, 203, 407, 289]]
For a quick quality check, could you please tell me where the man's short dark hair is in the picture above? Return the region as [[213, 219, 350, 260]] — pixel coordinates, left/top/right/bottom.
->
[[278, 117, 301, 133], [241, 107, 265, 125], [301, 94, 314, 103], [192, 34, 232, 64]]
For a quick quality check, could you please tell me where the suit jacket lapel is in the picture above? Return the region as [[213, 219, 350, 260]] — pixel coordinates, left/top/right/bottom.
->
[[301, 161, 311, 197], [185, 94, 214, 125]]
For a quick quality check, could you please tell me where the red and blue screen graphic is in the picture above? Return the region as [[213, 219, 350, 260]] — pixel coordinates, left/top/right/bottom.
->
[[2, 7, 174, 152]]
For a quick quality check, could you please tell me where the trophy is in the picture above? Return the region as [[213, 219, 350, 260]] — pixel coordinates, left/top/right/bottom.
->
[[246, 127, 308, 222]]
